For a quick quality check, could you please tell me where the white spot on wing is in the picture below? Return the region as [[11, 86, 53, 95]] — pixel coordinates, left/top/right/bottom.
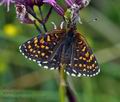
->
[[22, 44, 26, 48], [77, 73, 81, 77], [50, 67, 54, 70], [74, 58, 78, 60], [98, 68, 100, 73], [83, 74, 86, 76], [25, 49, 27, 51], [22, 53, 25, 56], [73, 69, 77, 73], [90, 75, 93, 77], [19, 49, 22, 53], [44, 66, 48, 69], [27, 41, 31, 44], [83, 69, 86, 71], [25, 56, 27, 59], [33, 59, 36, 62], [29, 58, 31, 60], [43, 61, 48, 64], [93, 69, 95, 71], [66, 72, 70, 75], [37, 61, 41, 64], [19, 46, 21, 50], [93, 74, 96, 76], [71, 73, 76, 77], [38, 63, 41, 66], [53, 59, 56, 61], [53, 42, 56, 45], [87, 74, 89, 77]]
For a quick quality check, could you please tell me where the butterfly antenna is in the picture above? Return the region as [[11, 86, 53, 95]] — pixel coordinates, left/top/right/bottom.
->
[[51, 22, 57, 29], [60, 21, 64, 29]]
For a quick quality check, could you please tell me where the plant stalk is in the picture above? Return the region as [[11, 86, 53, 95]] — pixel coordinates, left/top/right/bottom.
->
[[59, 64, 66, 102]]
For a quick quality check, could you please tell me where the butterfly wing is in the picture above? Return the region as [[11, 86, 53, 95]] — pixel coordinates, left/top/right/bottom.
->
[[65, 32, 100, 77], [19, 29, 66, 70]]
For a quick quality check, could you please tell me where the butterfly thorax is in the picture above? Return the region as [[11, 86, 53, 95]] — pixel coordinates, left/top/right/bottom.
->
[[65, 31, 74, 46], [62, 28, 76, 62]]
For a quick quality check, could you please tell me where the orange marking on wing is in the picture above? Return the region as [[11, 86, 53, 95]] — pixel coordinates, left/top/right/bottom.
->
[[40, 37, 44, 44], [30, 49, 33, 52], [83, 57, 86, 61], [33, 50, 36, 53], [82, 46, 86, 52], [75, 64, 78, 67], [47, 35, 51, 42], [35, 55, 38, 57], [41, 53, 45, 56], [90, 54, 94, 61], [38, 51, 40, 54], [28, 45, 31, 49], [85, 52, 89, 58], [45, 46, 49, 50], [41, 45, 45, 48], [79, 64, 82, 67], [79, 56, 82, 59]]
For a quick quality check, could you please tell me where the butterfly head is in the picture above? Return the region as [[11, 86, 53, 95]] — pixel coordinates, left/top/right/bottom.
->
[[64, 4, 81, 28]]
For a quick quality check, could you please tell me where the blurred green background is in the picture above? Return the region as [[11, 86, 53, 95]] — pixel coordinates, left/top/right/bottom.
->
[[0, 0, 120, 102]]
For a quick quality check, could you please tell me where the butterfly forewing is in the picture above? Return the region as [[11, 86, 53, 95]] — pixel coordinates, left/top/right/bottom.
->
[[19, 29, 66, 69], [65, 32, 100, 77], [19, 28, 100, 77]]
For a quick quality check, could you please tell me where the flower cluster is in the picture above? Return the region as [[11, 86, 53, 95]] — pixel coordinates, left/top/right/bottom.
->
[[0, 0, 14, 11], [0, 0, 91, 31]]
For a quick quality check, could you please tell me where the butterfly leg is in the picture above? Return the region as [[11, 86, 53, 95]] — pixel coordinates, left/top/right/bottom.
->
[[51, 22, 57, 29]]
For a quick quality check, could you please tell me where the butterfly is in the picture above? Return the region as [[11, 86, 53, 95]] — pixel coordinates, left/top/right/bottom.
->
[[19, 27, 100, 77]]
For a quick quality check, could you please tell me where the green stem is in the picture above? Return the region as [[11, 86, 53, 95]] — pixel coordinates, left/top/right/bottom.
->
[[59, 64, 66, 102]]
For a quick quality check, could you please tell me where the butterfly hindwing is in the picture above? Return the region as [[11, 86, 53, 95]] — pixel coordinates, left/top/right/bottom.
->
[[65, 32, 100, 77], [20, 29, 100, 77], [19, 29, 66, 69]]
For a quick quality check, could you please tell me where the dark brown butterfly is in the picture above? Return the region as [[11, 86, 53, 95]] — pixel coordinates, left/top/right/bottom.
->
[[19, 27, 100, 77]]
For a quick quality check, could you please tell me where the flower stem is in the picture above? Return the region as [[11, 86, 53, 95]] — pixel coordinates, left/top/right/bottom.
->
[[34, 20, 42, 33], [38, 6, 47, 32], [59, 64, 66, 102]]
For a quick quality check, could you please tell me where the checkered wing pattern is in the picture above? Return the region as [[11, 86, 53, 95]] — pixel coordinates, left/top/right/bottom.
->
[[65, 32, 100, 77], [19, 29, 66, 70]]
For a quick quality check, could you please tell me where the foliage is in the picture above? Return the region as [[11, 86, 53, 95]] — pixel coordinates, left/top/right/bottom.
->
[[0, 0, 120, 102]]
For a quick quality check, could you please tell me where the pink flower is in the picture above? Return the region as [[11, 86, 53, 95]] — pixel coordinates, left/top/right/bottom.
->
[[43, 0, 64, 16], [16, 3, 34, 24], [0, 0, 15, 11], [65, 0, 91, 9]]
